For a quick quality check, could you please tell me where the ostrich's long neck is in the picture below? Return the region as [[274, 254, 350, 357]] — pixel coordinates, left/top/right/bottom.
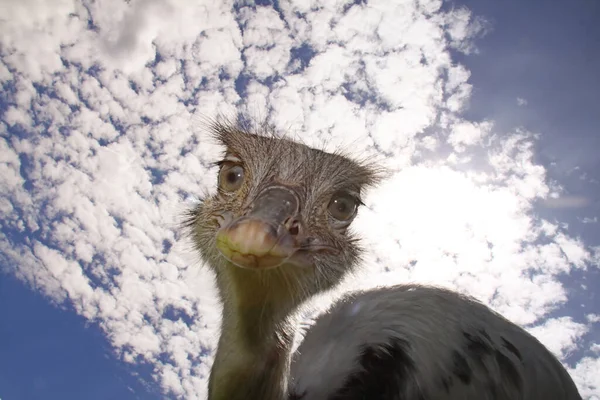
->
[[208, 267, 301, 400]]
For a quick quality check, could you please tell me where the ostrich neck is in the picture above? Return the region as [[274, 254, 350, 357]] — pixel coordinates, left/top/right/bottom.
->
[[208, 266, 301, 400]]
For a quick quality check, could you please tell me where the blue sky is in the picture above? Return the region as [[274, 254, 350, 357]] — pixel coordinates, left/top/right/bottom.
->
[[0, 0, 599, 399]]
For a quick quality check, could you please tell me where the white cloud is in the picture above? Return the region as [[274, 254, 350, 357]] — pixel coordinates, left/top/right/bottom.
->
[[517, 97, 528, 106], [570, 355, 600, 399], [447, 119, 492, 151], [588, 314, 600, 324], [1, 0, 598, 399], [442, 5, 490, 54]]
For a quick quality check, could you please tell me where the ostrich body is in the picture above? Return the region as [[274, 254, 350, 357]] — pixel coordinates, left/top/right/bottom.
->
[[289, 285, 581, 399], [186, 122, 581, 400]]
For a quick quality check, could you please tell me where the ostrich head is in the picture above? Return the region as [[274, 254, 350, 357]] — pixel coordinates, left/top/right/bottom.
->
[[187, 120, 381, 314]]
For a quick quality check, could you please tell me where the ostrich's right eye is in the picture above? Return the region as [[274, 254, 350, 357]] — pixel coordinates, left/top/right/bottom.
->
[[218, 163, 245, 192]]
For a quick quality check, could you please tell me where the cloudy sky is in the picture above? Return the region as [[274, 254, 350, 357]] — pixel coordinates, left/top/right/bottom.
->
[[1, 0, 599, 399]]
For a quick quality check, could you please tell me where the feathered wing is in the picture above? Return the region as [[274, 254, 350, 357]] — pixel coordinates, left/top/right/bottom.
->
[[289, 285, 581, 400]]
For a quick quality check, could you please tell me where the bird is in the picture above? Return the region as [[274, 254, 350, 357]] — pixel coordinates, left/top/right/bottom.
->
[[184, 119, 582, 400]]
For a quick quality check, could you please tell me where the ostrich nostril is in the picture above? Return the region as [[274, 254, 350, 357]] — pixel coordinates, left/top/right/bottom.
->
[[285, 218, 301, 236]]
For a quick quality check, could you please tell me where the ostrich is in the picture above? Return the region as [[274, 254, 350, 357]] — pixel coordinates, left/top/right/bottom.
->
[[185, 120, 581, 400]]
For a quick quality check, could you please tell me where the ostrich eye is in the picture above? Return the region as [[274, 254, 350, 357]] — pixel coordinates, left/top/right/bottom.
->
[[218, 163, 245, 192], [328, 192, 358, 221]]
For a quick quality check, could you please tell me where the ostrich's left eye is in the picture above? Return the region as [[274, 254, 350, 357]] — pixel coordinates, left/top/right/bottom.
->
[[328, 192, 358, 221], [218, 163, 245, 192]]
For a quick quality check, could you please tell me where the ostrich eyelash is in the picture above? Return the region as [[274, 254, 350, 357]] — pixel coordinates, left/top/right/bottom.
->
[[214, 157, 242, 168]]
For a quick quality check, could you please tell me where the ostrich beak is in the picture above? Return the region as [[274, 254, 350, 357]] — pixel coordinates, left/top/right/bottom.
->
[[216, 186, 305, 269]]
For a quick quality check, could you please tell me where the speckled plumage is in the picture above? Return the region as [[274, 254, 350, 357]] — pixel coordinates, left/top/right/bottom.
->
[[289, 285, 582, 400]]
